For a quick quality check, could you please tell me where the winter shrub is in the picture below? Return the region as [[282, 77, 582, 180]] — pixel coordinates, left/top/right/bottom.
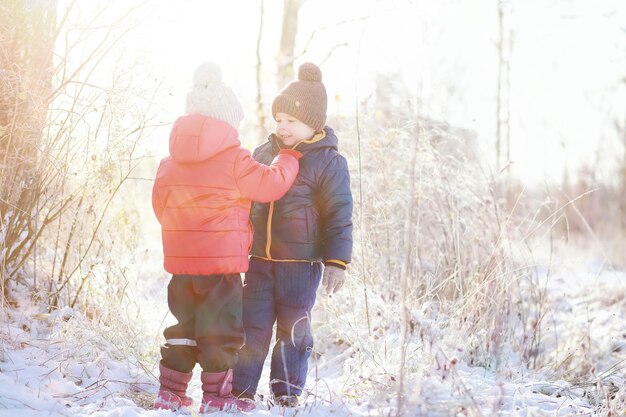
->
[[335, 112, 532, 363], [0, 2, 157, 314]]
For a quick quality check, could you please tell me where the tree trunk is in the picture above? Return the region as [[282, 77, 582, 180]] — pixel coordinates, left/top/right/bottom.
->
[[276, 0, 303, 90], [495, 1, 504, 174], [255, 0, 267, 143], [615, 102, 626, 232], [495, 0, 513, 208]]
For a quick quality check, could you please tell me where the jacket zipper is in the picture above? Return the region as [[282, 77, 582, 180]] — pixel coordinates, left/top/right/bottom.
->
[[265, 201, 274, 259], [263, 132, 321, 260]]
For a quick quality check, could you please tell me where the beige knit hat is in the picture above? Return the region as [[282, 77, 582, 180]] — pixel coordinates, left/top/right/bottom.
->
[[272, 62, 327, 131], [185, 61, 244, 130]]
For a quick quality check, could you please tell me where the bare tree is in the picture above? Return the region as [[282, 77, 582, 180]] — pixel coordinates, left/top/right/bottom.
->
[[495, 0, 513, 174], [1, 0, 59, 303], [254, 0, 302, 144], [276, 0, 304, 90], [254, 0, 357, 144], [618, 79, 626, 233], [255, 0, 267, 143], [1, 2, 155, 312]]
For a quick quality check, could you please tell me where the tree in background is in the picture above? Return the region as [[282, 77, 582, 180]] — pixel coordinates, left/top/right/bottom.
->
[[276, 0, 304, 90], [1, 2, 155, 312], [255, 0, 303, 143], [615, 77, 626, 236], [0, 0, 59, 303], [495, 0, 512, 173]]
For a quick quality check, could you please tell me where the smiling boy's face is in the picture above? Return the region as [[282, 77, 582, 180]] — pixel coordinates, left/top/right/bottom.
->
[[274, 112, 315, 147]]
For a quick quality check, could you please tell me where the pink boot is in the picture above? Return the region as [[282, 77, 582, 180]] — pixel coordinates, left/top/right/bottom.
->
[[199, 369, 255, 413], [153, 363, 193, 411]]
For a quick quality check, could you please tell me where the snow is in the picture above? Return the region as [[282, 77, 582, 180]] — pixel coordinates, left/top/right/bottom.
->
[[1, 248, 624, 416], [3, 0, 625, 415]]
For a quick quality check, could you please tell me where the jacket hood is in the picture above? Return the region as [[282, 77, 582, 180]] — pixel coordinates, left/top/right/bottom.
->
[[270, 126, 338, 154], [169, 114, 240, 163]]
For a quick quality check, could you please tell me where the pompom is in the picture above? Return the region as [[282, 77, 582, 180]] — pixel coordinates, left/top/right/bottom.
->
[[298, 62, 322, 82], [193, 61, 222, 87]]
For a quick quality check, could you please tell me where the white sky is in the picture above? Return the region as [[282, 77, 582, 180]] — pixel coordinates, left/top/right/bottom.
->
[[62, 0, 626, 185]]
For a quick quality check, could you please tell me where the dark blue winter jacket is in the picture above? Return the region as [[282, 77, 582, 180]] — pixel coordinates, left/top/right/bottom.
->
[[249, 127, 353, 266]]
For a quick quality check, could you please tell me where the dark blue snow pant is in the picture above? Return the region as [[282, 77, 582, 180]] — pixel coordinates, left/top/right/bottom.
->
[[232, 258, 322, 398], [160, 274, 245, 373]]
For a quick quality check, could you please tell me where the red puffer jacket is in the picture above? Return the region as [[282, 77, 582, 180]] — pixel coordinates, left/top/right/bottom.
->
[[152, 114, 301, 275]]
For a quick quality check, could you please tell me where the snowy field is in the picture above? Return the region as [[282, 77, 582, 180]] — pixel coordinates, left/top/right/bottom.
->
[[2, 1, 625, 416], [1, 243, 624, 417]]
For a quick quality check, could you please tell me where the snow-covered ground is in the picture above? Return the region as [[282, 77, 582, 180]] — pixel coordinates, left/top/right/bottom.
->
[[1, 245, 625, 417]]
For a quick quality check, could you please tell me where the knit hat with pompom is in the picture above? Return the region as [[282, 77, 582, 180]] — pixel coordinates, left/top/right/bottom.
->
[[185, 61, 244, 130], [272, 62, 327, 131]]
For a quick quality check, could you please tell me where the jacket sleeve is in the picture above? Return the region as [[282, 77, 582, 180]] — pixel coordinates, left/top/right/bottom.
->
[[318, 153, 353, 264], [234, 148, 302, 202], [152, 173, 164, 224], [152, 181, 163, 223]]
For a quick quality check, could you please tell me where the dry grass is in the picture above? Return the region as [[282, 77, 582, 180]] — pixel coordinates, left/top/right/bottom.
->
[[312, 110, 626, 415]]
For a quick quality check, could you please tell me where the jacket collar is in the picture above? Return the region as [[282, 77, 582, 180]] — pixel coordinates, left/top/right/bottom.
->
[[269, 126, 338, 153]]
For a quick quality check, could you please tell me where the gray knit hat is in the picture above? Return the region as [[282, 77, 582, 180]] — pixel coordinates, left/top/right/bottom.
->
[[185, 61, 244, 130], [272, 62, 327, 131]]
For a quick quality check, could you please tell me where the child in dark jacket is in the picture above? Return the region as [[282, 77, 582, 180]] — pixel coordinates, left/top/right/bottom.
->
[[151, 62, 302, 413], [232, 62, 353, 407]]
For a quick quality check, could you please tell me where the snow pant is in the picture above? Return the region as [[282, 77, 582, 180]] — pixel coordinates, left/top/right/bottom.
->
[[160, 274, 244, 373], [232, 258, 322, 397]]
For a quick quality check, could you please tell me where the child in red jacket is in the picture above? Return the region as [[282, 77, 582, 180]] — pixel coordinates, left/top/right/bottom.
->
[[151, 62, 302, 413]]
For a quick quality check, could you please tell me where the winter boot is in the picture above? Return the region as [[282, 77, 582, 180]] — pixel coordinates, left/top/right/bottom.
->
[[153, 363, 193, 411], [199, 369, 255, 413], [274, 393, 299, 408]]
